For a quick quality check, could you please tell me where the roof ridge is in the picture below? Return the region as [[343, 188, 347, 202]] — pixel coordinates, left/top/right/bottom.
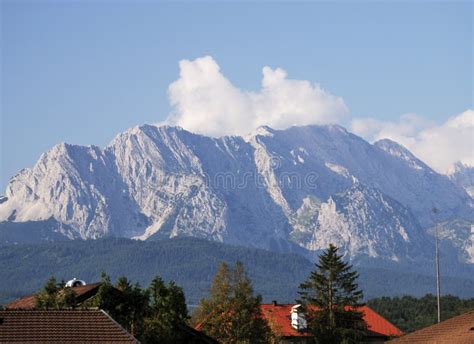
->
[[387, 310, 474, 343], [99, 309, 140, 343]]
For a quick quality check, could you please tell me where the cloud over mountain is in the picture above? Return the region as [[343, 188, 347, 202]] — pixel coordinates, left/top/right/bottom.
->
[[351, 110, 474, 173], [165, 55, 472, 173], [167, 56, 348, 137]]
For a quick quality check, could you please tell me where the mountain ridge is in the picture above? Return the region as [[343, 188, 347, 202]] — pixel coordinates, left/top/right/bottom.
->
[[1, 124, 472, 269]]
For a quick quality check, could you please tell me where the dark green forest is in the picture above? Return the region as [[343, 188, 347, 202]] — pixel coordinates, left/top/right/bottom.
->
[[368, 294, 474, 333], [1, 237, 474, 307], [1, 237, 474, 334], [0, 237, 311, 306]]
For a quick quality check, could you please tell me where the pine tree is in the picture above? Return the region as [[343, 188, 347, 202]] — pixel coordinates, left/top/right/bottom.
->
[[35, 276, 78, 309], [298, 244, 367, 343], [35, 276, 60, 309], [114, 276, 148, 337], [91, 274, 148, 337], [90, 272, 117, 312], [33, 273, 193, 343], [142, 276, 189, 344], [194, 261, 272, 344], [59, 286, 77, 309]]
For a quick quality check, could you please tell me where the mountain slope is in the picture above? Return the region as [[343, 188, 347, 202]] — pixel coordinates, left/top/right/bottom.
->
[[0, 124, 472, 266], [290, 183, 428, 261], [449, 162, 474, 198], [0, 144, 148, 239]]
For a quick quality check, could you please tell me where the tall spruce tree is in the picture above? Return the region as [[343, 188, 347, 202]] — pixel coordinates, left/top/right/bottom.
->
[[194, 261, 272, 344], [298, 244, 367, 343]]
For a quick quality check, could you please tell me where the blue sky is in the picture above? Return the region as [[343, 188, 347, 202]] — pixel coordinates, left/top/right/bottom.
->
[[1, 1, 472, 190]]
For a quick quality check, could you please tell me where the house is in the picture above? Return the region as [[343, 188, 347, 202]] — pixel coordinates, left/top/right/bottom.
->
[[4, 282, 102, 309], [4, 280, 218, 343], [0, 309, 139, 343], [387, 310, 474, 344], [261, 302, 403, 344]]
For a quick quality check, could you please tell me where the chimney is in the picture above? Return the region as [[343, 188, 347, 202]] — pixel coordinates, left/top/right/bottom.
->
[[291, 304, 307, 330], [272, 300, 278, 306]]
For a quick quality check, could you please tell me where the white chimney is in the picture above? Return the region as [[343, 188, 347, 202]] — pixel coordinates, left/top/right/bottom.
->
[[291, 304, 307, 330]]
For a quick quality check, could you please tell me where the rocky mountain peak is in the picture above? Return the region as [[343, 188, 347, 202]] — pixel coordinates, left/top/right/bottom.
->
[[1, 124, 472, 265]]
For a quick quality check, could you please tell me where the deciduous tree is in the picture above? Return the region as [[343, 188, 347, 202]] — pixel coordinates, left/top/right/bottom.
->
[[194, 261, 272, 343]]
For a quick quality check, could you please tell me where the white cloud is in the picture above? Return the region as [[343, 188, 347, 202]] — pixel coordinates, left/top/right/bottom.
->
[[167, 56, 348, 137], [351, 110, 474, 173], [165, 55, 472, 174]]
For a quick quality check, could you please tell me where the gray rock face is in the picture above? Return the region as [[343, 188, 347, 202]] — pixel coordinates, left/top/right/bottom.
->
[[449, 162, 474, 198], [1, 124, 472, 264]]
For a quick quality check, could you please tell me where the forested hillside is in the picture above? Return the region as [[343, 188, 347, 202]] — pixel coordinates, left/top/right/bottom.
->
[[1, 238, 474, 306], [0, 237, 311, 305], [368, 294, 474, 333]]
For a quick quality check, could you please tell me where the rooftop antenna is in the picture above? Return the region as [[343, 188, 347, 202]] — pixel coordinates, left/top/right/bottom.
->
[[432, 207, 441, 323]]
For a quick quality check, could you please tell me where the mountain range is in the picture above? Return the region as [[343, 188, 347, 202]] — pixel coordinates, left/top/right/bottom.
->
[[1, 124, 473, 277]]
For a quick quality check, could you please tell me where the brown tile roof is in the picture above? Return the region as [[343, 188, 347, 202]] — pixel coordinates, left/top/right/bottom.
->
[[388, 310, 474, 344], [0, 309, 139, 343], [5, 283, 101, 309]]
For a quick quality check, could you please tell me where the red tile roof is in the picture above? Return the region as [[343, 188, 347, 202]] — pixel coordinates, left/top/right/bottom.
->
[[360, 305, 404, 337], [261, 304, 312, 338], [0, 309, 139, 343], [5, 283, 101, 309], [387, 310, 474, 344], [260, 304, 403, 338]]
